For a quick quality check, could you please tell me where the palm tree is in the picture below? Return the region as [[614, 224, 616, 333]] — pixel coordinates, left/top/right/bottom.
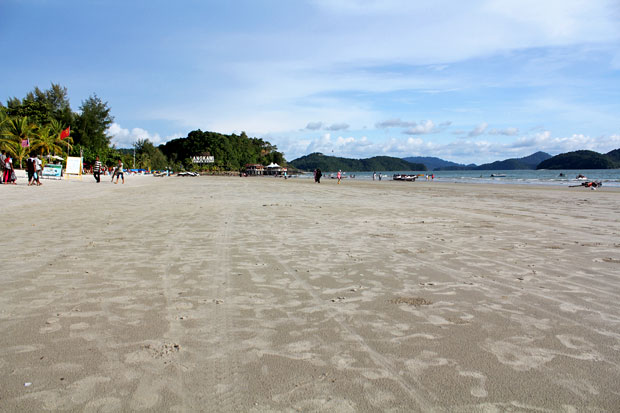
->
[[3, 139, 30, 169], [32, 125, 66, 157], [1, 116, 37, 168], [0, 110, 8, 131], [48, 119, 73, 155], [0, 111, 10, 150]]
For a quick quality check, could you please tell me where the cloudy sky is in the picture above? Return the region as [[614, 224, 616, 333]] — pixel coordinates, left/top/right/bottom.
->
[[1, 0, 619, 164]]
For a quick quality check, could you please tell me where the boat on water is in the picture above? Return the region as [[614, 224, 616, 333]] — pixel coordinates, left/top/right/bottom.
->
[[576, 174, 588, 180], [393, 174, 417, 181], [490, 173, 506, 177]]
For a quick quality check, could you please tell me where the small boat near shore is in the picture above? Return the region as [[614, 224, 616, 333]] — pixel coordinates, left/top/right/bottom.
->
[[490, 173, 506, 177], [393, 174, 417, 181]]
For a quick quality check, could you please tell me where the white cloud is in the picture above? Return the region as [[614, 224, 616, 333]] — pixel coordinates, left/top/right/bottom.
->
[[280, 129, 620, 164], [468, 122, 488, 137], [401, 120, 454, 135], [489, 127, 519, 136], [404, 120, 439, 135], [326, 123, 350, 131], [510, 131, 620, 154], [107, 123, 181, 148], [305, 122, 323, 130], [375, 118, 417, 129], [304, 121, 350, 131]]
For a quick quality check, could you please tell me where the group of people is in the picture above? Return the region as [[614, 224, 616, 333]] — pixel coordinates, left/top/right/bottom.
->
[[89, 157, 124, 184], [0, 152, 126, 185], [26, 153, 43, 186], [91, 157, 124, 184], [1, 150, 17, 184]]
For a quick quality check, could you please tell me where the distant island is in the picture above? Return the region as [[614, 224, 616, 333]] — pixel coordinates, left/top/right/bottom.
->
[[401, 156, 474, 171], [536, 149, 620, 170], [288, 149, 620, 173], [289, 152, 426, 172], [431, 152, 552, 171]]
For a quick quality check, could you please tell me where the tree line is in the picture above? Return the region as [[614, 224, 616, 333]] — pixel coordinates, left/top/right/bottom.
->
[[1, 84, 286, 173], [159, 129, 285, 172], [0, 83, 132, 169]]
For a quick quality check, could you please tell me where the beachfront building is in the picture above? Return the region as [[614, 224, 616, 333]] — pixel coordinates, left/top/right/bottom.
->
[[265, 162, 287, 176], [244, 164, 265, 175]]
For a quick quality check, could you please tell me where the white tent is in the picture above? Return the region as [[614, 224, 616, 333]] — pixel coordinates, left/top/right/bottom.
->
[[266, 163, 280, 168], [45, 155, 64, 161]]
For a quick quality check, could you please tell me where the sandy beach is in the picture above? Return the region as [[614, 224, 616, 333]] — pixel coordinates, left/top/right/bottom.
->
[[1, 175, 619, 411]]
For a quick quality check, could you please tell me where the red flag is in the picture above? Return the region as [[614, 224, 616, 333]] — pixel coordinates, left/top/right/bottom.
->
[[60, 127, 71, 140]]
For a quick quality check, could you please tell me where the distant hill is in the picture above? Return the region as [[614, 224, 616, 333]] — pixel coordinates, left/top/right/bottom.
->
[[536, 150, 619, 170], [476, 151, 552, 170], [519, 151, 553, 168], [433, 165, 478, 171], [607, 148, 620, 164], [402, 156, 468, 171], [434, 151, 551, 171], [289, 153, 426, 172]]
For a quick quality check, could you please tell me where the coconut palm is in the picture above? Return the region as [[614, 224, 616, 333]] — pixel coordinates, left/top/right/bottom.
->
[[32, 125, 66, 157], [3, 139, 30, 169], [1, 116, 37, 168], [0, 111, 10, 150], [0, 110, 8, 132], [48, 119, 73, 154]]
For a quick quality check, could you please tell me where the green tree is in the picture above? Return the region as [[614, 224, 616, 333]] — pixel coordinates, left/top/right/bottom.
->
[[5, 84, 73, 128], [32, 125, 70, 157], [134, 138, 168, 170], [0, 108, 8, 135], [73, 94, 113, 153], [0, 116, 37, 168]]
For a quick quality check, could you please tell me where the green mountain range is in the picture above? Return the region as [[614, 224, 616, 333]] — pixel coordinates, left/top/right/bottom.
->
[[289, 153, 426, 172], [402, 156, 473, 171], [433, 151, 552, 171]]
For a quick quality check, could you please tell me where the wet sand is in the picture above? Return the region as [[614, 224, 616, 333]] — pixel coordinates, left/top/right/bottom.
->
[[1, 175, 619, 411]]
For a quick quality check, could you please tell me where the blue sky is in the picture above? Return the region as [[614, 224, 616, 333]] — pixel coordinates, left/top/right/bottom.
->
[[1, 0, 619, 164]]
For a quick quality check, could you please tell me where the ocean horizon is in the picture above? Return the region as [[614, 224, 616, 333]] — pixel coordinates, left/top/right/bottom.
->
[[298, 169, 620, 187]]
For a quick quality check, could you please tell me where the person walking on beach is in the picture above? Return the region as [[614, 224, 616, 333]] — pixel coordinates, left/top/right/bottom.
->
[[316, 168, 322, 183], [35, 155, 42, 185], [114, 159, 124, 184], [337, 170, 342, 184], [3, 154, 16, 184], [93, 156, 102, 183], [26, 153, 37, 186], [0, 151, 6, 184]]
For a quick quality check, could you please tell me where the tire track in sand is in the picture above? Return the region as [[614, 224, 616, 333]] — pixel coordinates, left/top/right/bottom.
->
[[197, 184, 247, 411]]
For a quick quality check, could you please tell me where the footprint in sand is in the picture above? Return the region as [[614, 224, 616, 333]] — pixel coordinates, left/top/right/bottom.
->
[[40, 317, 62, 334], [459, 370, 488, 398]]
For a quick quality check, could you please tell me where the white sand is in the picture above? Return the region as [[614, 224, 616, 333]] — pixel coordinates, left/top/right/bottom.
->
[[1, 175, 619, 411]]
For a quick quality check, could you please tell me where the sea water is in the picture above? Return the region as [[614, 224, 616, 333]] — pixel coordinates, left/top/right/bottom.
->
[[303, 169, 620, 187]]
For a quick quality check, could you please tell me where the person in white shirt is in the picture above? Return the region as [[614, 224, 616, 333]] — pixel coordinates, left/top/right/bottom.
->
[[114, 159, 125, 184]]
